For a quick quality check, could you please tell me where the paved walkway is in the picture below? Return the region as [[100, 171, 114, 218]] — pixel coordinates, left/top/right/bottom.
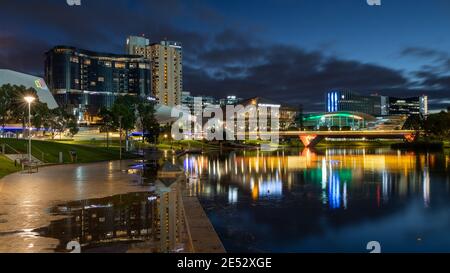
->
[[0, 160, 151, 253]]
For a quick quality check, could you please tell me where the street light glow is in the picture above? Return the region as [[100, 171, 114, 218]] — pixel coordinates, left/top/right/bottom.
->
[[24, 96, 36, 104]]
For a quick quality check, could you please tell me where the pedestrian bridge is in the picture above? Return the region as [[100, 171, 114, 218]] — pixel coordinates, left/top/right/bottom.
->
[[239, 130, 417, 147]]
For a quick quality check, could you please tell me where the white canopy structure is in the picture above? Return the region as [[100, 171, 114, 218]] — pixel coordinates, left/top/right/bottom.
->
[[0, 69, 59, 109]]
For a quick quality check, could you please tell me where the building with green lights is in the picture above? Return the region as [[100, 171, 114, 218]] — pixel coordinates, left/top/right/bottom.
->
[[303, 111, 376, 131]]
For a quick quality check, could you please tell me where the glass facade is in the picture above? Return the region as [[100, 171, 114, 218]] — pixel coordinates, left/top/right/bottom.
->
[[326, 91, 428, 117], [45, 46, 151, 123], [326, 90, 383, 116]]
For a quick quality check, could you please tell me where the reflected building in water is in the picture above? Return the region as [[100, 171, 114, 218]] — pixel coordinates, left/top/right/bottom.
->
[[36, 162, 188, 253], [155, 176, 186, 253], [183, 149, 440, 210]]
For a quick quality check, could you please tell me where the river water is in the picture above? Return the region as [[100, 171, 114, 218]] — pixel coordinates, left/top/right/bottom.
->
[[182, 148, 450, 253]]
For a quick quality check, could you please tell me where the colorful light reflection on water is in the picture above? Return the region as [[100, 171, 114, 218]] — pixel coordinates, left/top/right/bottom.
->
[[182, 148, 450, 253]]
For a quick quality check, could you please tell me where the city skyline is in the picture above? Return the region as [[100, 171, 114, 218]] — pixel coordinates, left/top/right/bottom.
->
[[0, 0, 449, 112]]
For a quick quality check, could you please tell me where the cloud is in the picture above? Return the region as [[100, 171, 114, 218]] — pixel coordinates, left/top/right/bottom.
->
[[0, 1, 448, 112]]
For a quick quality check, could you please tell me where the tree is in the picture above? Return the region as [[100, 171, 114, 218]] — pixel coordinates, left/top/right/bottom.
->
[[98, 106, 115, 148], [32, 102, 51, 136], [137, 100, 160, 144], [402, 114, 425, 135], [0, 84, 13, 134], [8, 85, 40, 138], [110, 95, 139, 149], [424, 111, 450, 140], [47, 108, 79, 139]]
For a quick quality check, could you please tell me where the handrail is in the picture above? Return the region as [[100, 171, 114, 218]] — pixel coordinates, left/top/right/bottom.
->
[[23, 143, 46, 162], [2, 143, 23, 155]]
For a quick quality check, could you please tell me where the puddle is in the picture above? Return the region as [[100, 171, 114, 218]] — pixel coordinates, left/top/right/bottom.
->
[[33, 191, 189, 253]]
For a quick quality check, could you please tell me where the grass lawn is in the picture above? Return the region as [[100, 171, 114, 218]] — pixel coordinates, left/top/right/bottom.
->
[[0, 155, 20, 178], [0, 139, 137, 164]]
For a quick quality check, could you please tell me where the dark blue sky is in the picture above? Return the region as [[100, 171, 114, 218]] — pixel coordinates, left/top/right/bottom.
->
[[0, 0, 449, 111]]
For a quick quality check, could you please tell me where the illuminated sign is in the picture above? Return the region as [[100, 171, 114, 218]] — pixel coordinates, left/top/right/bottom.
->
[[34, 79, 46, 89]]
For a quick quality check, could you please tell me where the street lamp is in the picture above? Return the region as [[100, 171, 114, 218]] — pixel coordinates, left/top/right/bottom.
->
[[24, 96, 35, 163], [118, 116, 123, 161]]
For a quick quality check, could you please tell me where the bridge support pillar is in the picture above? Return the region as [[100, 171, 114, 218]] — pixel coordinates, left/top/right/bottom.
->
[[404, 133, 416, 143], [299, 134, 324, 148]]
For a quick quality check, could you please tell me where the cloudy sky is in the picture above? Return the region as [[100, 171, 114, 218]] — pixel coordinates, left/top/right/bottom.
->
[[0, 0, 449, 111]]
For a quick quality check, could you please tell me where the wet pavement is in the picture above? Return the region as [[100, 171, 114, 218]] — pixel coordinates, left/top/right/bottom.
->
[[0, 160, 152, 252]]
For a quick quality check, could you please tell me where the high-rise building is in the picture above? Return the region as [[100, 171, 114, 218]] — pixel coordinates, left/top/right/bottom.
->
[[125, 35, 150, 56], [219, 95, 242, 106], [389, 96, 428, 116], [326, 90, 428, 117], [126, 36, 183, 107], [45, 46, 151, 123], [326, 90, 384, 116], [181, 91, 217, 111]]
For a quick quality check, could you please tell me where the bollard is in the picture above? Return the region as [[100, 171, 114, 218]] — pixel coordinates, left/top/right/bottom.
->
[[59, 152, 63, 163]]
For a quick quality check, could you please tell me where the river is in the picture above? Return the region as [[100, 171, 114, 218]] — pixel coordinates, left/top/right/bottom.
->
[[182, 148, 450, 253]]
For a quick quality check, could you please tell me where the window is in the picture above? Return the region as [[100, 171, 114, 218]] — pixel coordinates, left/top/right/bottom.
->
[[98, 77, 104, 82], [70, 57, 79, 63], [115, 62, 125, 69]]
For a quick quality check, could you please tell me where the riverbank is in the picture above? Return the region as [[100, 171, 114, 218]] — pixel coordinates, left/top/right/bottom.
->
[[179, 178, 226, 253]]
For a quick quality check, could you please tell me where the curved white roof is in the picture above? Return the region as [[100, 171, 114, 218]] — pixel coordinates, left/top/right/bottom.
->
[[0, 69, 59, 109]]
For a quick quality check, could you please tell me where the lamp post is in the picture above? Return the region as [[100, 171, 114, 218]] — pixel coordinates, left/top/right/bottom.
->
[[24, 96, 35, 163], [119, 116, 123, 160]]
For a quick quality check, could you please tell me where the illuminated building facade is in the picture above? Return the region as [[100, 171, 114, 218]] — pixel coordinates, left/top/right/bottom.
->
[[389, 96, 428, 116], [126, 36, 183, 107], [326, 90, 385, 116], [326, 90, 428, 117], [181, 91, 217, 111], [303, 111, 376, 130], [219, 95, 243, 106], [236, 97, 298, 131], [45, 46, 151, 123]]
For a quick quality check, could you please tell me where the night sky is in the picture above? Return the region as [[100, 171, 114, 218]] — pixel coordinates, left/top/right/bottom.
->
[[1, 0, 449, 112]]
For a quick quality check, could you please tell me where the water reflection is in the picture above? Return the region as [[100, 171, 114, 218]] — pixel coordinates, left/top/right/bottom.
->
[[183, 148, 450, 252], [36, 179, 189, 253]]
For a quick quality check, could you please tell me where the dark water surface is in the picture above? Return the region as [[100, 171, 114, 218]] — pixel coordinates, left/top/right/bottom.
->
[[183, 148, 450, 253]]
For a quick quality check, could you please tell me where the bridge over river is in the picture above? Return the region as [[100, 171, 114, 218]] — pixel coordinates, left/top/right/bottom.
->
[[236, 130, 417, 147]]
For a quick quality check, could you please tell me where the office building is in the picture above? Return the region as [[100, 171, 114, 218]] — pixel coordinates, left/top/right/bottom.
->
[[228, 97, 298, 131], [126, 36, 183, 107], [326, 90, 428, 117], [125, 35, 150, 56], [45, 46, 151, 123], [219, 95, 242, 106], [181, 91, 217, 112], [326, 90, 384, 116], [389, 96, 428, 116]]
